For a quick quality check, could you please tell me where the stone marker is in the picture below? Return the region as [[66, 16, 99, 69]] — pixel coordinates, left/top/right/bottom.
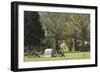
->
[[44, 48, 54, 57]]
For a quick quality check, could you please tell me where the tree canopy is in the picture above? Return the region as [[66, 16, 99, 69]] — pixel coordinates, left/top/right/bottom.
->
[[39, 12, 90, 51]]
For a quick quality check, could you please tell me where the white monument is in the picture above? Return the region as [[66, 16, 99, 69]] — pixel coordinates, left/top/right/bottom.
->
[[44, 48, 54, 57]]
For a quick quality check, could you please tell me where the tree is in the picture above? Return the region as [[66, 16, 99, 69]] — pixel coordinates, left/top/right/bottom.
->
[[70, 14, 90, 51], [24, 11, 44, 50], [39, 12, 72, 55]]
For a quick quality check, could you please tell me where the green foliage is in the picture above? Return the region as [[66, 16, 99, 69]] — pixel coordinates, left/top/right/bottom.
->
[[39, 12, 90, 51], [70, 14, 90, 51], [24, 11, 44, 49]]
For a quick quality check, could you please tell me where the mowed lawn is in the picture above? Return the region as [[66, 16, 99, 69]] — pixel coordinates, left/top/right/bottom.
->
[[24, 52, 90, 62]]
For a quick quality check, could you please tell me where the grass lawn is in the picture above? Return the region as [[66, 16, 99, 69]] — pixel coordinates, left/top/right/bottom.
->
[[24, 52, 90, 62]]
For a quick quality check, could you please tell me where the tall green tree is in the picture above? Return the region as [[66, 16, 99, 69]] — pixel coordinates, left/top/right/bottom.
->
[[39, 12, 72, 56], [24, 11, 44, 49]]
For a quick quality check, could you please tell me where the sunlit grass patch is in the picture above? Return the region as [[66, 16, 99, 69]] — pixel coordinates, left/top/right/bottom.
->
[[24, 52, 90, 62]]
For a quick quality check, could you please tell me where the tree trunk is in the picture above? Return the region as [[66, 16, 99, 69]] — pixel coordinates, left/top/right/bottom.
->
[[72, 38, 75, 52], [55, 34, 64, 56], [55, 35, 59, 50], [81, 39, 85, 52]]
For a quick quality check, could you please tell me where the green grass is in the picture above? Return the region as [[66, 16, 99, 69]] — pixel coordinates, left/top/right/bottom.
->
[[24, 52, 90, 62]]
